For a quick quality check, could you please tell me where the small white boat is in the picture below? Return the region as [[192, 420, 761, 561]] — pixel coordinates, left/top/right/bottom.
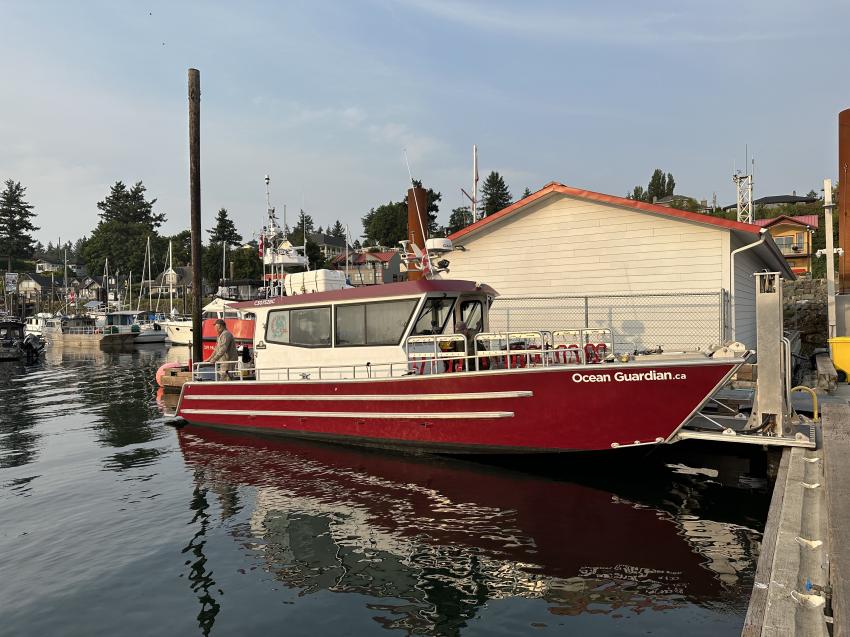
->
[[24, 313, 62, 337], [161, 298, 241, 345]]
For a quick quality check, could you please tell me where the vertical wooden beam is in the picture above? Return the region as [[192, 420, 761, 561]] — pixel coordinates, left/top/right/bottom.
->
[[838, 109, 850, 293], [406, 186, 429, 281], [188, 68, 202, 365]]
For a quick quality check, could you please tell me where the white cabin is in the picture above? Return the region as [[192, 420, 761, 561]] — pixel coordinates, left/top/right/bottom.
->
[[235, 280, 494, 379]]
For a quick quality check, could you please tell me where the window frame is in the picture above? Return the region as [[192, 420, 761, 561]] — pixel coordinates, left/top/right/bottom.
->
[[411, 296, 457, 337], [333, 298, 420, 348], [265, 305, 333, 348]]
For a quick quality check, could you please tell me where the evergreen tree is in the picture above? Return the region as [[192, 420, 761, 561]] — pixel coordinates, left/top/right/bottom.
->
[[287, 212, 316, 247], [446, 206, 472, 235], [207, 208, 242, 247], [0, 179, 39, 271], [522, 187, 532, 199], [316, 225, 324, 234], [480, 172, 512, 217], [352, 239, 361, 250], [329, 220, 346, 239], [82, 180, 164, 275], [96, 181, 165, 228]]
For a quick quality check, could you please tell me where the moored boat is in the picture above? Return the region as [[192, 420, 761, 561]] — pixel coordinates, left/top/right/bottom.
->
[[0, 319, 45, 362], [175, 278, 745, 454]]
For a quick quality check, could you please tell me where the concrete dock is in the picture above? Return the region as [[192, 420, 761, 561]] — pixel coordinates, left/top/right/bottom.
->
[[743, 386, 850, 636]]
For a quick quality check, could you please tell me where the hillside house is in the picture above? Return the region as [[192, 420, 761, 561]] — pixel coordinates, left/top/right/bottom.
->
[[752, 214, 818, 275]]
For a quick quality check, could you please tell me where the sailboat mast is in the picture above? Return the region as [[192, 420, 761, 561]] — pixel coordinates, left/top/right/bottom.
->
[[168, 241, 174, 314], [147, 236, 152, 314]]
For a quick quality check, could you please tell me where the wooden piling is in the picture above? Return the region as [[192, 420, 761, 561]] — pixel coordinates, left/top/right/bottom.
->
[[188, 68, 202, 366]]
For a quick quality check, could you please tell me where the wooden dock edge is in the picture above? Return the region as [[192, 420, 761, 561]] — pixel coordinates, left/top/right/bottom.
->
[[823, 402, 850, 637], [742, 446, 796, 636]]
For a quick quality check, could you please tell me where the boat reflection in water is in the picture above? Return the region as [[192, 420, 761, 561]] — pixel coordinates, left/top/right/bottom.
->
[[176, 427, 762, 634]]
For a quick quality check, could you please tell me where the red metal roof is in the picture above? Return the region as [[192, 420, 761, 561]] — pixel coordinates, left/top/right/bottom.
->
[[448, 182, 763, 241], [332, 251, 398, 265], [752, 214, 819, 229], [233, 279, 497, 309]]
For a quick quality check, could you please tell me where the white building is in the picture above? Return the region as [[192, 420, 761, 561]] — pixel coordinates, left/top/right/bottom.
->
[[442, 182, 793, 352]]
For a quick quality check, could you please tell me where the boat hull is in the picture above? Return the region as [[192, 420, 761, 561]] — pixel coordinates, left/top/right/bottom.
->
[[162, 320, 192, 345], [176, 360, 741, 453]]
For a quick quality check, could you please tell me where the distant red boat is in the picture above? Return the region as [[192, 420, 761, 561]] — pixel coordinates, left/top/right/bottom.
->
[[176, 278, 744, 454]]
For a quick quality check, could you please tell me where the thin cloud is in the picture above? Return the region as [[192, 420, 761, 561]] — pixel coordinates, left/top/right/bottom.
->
[[391, 0, 820, 44]]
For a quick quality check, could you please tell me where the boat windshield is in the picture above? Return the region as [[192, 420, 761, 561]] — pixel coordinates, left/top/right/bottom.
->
[[411, 297, 456, 336]]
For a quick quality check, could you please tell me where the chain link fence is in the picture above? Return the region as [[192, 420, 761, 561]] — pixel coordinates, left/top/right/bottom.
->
[[489, 291, 729, 354]]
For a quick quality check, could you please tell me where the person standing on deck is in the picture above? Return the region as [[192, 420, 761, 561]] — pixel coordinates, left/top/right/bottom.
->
[[208, 319, 238, 380]]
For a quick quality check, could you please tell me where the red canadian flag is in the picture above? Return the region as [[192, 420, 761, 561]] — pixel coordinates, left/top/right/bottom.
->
[[258, 235, 264, 258]]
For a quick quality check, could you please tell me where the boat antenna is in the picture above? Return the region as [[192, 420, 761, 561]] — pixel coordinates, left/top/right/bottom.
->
[[403, 148, 428, 247]]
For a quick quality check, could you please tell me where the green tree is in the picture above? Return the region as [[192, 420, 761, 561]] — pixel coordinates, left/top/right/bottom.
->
[[96, 181, 165, 228], [629, 170, 675, 202], [82, 180, 164, 275], [231, 245, 263, 279], [362, 201, 407, 247], [0, 179, 39, 271], [522, 187, 532, 199], [446, 206, 472, 235], [329, 220, 346, 239], [207, 208, 242, 246], [480, 171, 512, 217]]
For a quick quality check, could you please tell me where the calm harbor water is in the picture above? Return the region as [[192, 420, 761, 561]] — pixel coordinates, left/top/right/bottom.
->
[[1, 346, 769, 636]]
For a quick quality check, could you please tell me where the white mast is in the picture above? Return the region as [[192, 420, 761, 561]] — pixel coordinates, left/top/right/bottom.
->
[[168, 240, 174, 315], [147, 236, 153, 314], [472, 144, 479, 222], [104, 258, 109, 308], [128, 271, 133, 311]]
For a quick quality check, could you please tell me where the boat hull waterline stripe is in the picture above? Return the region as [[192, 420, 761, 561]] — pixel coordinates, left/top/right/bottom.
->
[[180, 408, 515, 420], [182, 390, 533, 402]]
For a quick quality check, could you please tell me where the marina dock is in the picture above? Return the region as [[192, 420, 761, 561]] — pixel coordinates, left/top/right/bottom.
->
[[743, 386, 850, 636]]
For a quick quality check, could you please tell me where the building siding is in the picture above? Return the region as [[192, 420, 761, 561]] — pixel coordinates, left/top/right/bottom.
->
[[732, 243, 763, 349], [444, 194, 725, 295]]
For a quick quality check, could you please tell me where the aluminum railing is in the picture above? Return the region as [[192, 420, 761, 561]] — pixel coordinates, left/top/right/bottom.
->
[[189, 329, 630, 382]]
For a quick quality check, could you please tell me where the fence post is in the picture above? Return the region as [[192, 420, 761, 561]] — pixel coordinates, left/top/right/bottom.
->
[[584, 297, 589, 328]]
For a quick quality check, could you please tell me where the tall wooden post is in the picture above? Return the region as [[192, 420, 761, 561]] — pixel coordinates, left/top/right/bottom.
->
[[406, 186, 429, 281], [188, 69, 203, 365], [838, 109, 850, 293]]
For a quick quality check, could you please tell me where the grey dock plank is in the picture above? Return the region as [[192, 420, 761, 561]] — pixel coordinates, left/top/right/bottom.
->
[[822, 402, 850, 637], [816, 354, 838, 392], [743, 447, 793, 636]]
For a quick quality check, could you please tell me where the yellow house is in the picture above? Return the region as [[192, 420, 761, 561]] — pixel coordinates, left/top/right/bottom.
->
[[753, 214, 819, 275]]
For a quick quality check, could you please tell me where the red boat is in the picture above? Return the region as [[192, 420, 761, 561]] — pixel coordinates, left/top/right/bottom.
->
[[176, 278, 745, 453]]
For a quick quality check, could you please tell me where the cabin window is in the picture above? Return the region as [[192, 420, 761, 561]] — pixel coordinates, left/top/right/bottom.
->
[[459, 300, 484, 333], [335, 299, 418, 347], [266, 310, 290, 343], [412, 297, 456, 336], [335, 304, 366, 346], [266, 307, 332, 346], [290, 307, 331, 347]]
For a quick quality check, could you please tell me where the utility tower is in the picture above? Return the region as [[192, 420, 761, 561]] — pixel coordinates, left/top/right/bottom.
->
[[733, 154, 754, 224]]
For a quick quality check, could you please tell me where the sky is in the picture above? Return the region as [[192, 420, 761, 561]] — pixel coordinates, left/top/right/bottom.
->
[[2, 0, 849, 248]]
